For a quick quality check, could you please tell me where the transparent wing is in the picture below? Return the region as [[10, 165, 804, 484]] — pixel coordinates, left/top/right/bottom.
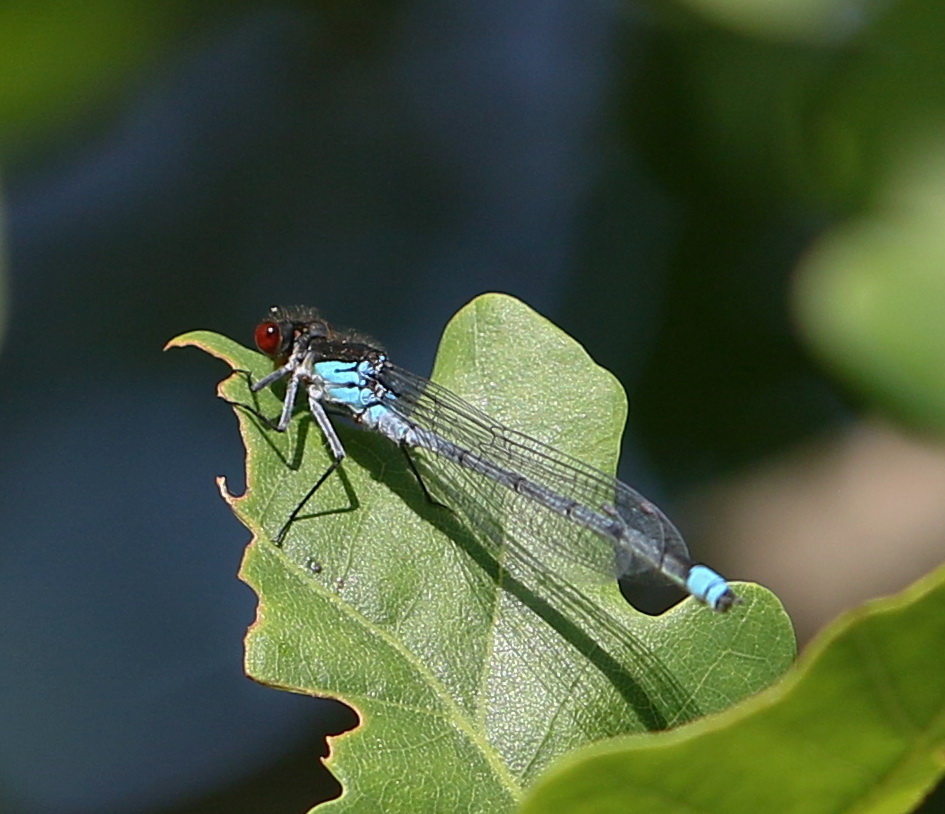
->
[[377, 364, 693, 589]]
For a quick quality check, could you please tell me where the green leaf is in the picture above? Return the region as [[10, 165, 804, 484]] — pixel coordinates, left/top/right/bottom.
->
[[520, 561, 945, 814], [795, 142, 945, 434], [168, 293, 794, 812]]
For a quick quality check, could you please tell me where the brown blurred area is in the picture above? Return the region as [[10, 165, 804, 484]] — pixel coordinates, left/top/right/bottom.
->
[[690, 419, 945, 643]]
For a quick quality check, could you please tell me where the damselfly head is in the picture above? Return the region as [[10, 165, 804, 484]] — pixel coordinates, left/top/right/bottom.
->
[[254, 305, 330, 360]]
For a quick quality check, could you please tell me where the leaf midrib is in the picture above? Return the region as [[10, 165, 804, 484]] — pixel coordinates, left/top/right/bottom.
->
[[277, 542, 525, 801]]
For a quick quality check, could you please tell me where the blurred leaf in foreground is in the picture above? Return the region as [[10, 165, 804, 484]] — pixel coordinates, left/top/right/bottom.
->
[[168, 293, 793, 812]]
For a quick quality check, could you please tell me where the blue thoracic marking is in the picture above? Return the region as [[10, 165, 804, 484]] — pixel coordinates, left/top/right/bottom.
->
[[253, 305, 739, 613], [315, 361, 358, 386], [314, 359, 357, 382], [315, 358, 401, 430], [315, 360, 369, 409]]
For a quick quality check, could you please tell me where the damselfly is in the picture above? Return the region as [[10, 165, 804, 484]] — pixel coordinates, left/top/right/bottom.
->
[[243, 305, 736, 612]]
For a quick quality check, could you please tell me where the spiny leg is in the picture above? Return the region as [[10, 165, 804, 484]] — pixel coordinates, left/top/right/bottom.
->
[[219, 369, 285, 430], [274, 456, 344, 545], [401, 445, 451, 513], [225, 370, 350, 544]]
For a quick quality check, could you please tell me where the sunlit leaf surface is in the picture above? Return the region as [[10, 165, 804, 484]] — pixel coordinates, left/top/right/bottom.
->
[[168, 294, 793, 812]]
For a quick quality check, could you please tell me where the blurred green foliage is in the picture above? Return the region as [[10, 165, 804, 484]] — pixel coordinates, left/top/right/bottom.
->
[[796, 142, 945, 432], [0, 184, 5, 344], [675, 0, 878, 44], [0, 1, 199, 158], [594, 0, 945, 491], [792, 0, 945, 433]]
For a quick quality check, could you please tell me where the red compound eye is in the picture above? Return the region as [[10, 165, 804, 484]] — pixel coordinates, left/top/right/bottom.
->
[[254, 321, 283, 356]]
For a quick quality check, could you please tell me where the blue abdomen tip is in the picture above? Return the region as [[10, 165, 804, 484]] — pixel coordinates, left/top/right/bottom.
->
[[687, 565, 737, 612]]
